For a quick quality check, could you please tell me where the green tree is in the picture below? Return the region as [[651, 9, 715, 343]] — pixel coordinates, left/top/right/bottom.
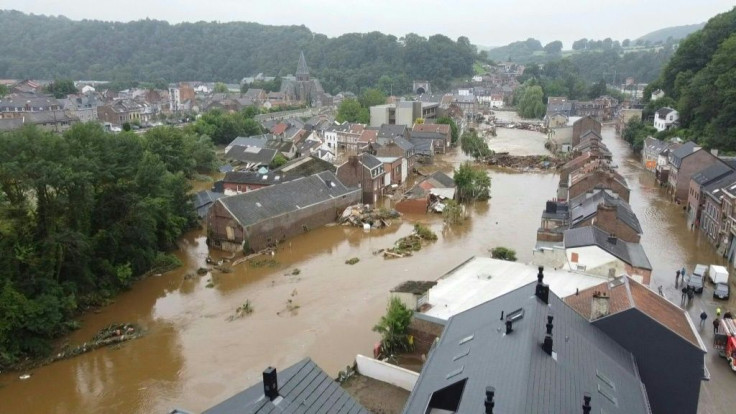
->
[[45, 79, 77, 98], [213, 82, 229, 93], [336, 98, 369, 123], [270, 153, 288, 169], [622, 118, 657, 152], [588, 79, 608, 99], [454, 162, 491, 201], [460, 130, 491, 160], [359, 88, 387, 108], [436, 117, 459, 144], [372, 297, 413, 356], [516, 84, 545, 119], [544, 41, 563, 54], [0, 84, 8, 97], [442, 199, 464, 225], [491, 247, 517, 261]]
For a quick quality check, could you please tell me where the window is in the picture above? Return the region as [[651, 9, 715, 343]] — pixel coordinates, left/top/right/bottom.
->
[[425, 378, 467, 414]]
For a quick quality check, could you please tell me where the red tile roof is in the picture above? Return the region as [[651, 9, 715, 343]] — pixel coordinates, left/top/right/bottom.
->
[[564, 276, 701, 349], [271, 123, 288, 135], [412, 123, 450, 135]]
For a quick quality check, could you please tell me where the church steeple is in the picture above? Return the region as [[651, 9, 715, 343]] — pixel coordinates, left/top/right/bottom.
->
[[296, 51, 310, 81]]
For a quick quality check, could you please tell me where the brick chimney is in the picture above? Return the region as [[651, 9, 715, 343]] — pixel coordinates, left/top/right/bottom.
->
[[593, 203, 617, 236], [591, 291, 610, 320]]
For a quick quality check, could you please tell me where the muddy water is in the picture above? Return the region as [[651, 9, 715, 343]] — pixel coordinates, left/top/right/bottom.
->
[[0, 125, 722, 414]]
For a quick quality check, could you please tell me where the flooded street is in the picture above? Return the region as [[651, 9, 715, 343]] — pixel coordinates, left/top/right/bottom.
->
[[1, 125, 733, 413]]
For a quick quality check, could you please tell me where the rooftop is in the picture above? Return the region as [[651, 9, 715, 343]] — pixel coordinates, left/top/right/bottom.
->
[[564, 226, 652, 270], [564, 276, 704, 350], [404, 278, 651, 413], [421, 257, 608, 321], [203, 358, 368, 414]]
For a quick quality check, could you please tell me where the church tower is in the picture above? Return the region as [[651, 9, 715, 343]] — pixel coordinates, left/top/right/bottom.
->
[[296, 51, 310, 82]]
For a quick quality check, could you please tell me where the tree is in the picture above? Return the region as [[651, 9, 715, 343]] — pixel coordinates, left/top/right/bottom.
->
[[454, 162, 491, 201], [372, 297, 413, 356], [270, 153, 288, 169], [358, 88, 387, 108], [588, 79, 608, 99], [45, 79, 77, 98], [460, 131, 491, 160], [622, 118, 657, 152], [572, 38, 588, 50], [336, 98, 369, 123], [491, 247, 517, 261], [436, 117, 459, 144], [622, 39, 631, 48], [517, 84, 545, 119], [213, 82, 229, 93], [442, 199, 464, 225], [0, 84, 8, 97], [544, 41, 563, 54]]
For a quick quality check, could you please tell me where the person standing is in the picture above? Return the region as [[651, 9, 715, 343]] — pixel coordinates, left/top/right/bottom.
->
[[714, 318, 721, 334], [681, 286, 688, 305], [681, 266, 687, 278], [725, 310, 733, 319], [717, 307, 722, 318], [676, 270, 681, 286], [700, 311, 708, 328]]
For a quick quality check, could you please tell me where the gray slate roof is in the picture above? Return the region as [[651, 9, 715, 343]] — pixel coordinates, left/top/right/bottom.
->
[[218, 171, 358, 228], [377, 124, 408, 139], [360, 153, 383, 169], [403, 281, 651, 413], [691, 162, 732, 186], [564, 226, 652, 270], [569, 190, 641, 233], [703, 171, 736, 202], [226, 135, 276, 150], [203, 357, 368, 414], [409, 138, 434, 156], [193, 191, 225, 218], [392, 136, 414, 152], [226, 145, 277, 166], [669, 141, 698, 169]]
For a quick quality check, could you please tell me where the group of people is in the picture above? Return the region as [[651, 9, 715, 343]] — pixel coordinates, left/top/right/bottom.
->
[[700, 307, 732, 333]]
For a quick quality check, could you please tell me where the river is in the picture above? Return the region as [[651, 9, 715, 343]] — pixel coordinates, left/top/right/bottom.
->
[[0, 125, 732, 413]]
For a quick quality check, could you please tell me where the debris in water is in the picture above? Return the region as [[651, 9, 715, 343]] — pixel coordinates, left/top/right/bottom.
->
[[19, 374, 31, 380]]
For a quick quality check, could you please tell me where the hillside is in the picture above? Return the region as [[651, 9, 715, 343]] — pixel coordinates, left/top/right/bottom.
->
[[653, 7, 736, 150], [0, 10, 479, 94], [636, 23, 705, 43]]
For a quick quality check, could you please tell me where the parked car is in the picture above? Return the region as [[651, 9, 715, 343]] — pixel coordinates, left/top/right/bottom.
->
[[714, 282, 730, 300], [687, 264, 707, 294]]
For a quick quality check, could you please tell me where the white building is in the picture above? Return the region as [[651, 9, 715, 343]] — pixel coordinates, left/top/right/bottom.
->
[[654, 107, 679, 132]]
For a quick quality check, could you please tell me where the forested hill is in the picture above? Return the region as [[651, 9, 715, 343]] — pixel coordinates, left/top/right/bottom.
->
[[0, 10, 479, 94], [636, 23, 705, 43], [650, 7, 736, 150]]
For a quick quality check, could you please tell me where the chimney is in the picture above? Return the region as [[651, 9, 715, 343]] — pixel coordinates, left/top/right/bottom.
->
[[545, 201, 557, 213], [607, 234, 617, 245], [535, 266, 549, 304], [542, 314, 554, 356], [505, 320, 513, 334], [484, 386, 495, 414], [591, 291, 610, 320], [582, 392, 592, 414], [263, 366, 279, 401], [595, 203, 617, 236]]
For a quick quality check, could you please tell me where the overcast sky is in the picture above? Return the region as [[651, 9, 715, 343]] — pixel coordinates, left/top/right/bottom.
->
[[3, 1, 734, 47]]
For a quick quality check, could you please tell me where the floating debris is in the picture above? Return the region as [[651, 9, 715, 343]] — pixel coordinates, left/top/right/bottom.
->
[[19, 374, 31, 380], [340, 204, 400, 229], [384, 224, 438, 259], [345, 257, 360, 265]]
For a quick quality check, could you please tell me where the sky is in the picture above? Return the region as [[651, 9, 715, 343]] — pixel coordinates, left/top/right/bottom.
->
[[3, 0, 734, 48]]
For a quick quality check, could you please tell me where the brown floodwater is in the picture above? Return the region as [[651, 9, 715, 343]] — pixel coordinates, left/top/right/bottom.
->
[[0, 126, 727, 414]]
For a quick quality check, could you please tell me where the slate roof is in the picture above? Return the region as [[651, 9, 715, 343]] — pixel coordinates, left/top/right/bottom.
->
[[690, 162, 733, 186], [377, 124, 408, 139], [669, 141, 698, 168], [193, 190, 225, 218], [409, 138, 434, 156], [565, 276, 704, 350], [403, 281, 651, 413], [564, 226, 652, 270], [360, 153, 383, 169], [569, 190, 641, 233], [226, 135, 276, 151], [703, 171, 736, 202], [656, 107, 675, 119], [412, 123, 450, 135], [273, 156, 337, 178], [410, 131, 445, 141], [296, 51, 310, 76], [203, 357, 368, 414], [404, 171, 455, 200], [541, 201, 569, 220], [643, 137, 667, 154], [225, 145, 277, 166], [223, 171, 285, 186], [392, 136, 414, 152], [218, 171, 357, 228]]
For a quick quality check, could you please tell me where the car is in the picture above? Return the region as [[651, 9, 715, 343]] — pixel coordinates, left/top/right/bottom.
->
[[687, 264, 707, 294], [714, 282, 730, 300]]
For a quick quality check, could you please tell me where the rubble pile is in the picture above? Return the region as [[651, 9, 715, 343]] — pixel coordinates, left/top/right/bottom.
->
[[486, 154, 563, 171], [383, 224, 438, 258], [340, 204, 401, 228]]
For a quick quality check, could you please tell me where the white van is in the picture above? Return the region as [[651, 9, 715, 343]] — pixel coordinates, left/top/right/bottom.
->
[[708, 265, 729, 284]]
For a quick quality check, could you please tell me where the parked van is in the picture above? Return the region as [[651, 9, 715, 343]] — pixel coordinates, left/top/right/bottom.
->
[[709, 265, 730, 300], [687, 264, 707, 294]]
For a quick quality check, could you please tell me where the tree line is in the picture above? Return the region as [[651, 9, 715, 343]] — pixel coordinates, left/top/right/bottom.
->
[[0, 11, 481, 95], [0, 123, 217, 368], [646, 7, 736, 150]]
